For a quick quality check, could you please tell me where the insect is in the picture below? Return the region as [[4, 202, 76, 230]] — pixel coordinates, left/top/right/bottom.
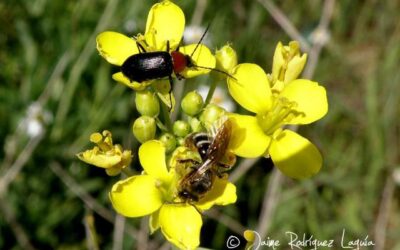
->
[[177, 117, 235, 203], [120, 23, 235, 90]]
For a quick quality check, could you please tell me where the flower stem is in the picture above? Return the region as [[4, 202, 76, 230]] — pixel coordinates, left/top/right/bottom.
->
[[204, 79, 218, 107], [160, 101, 172, 132], [121, 168, 134, 177]]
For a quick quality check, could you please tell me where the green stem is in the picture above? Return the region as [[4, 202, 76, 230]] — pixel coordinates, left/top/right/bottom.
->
[[204, 79, 218, 107], [121, 168, 134, 177], [155, 117, 170, 132], [160, 100, 172, 132]]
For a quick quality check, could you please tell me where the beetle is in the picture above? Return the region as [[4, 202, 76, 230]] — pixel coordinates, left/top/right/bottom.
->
[[121, 41, 189, 83], [120, 23, 234, 86]]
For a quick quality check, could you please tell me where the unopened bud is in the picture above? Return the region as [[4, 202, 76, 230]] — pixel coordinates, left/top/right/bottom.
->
[[173, 120, 191, 137], [132, 116, 156, 143], [159, 133, 177, 153], [188, 117, 204, 132], [135, 90, 160, 117], [199, 104, 227, 129], [181, 91, 204, 116], [215, 44, 238, 73]]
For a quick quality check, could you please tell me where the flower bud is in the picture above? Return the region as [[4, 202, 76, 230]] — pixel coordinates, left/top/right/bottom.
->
[[271, 41, 307, 86], [188, 117, 204, 132], [181, 91, 204, 116], [159, 133, 177, 153], [199, 104, 227, 129], [135, 90, 160, 117], [177, 137, 185, 146], [132, 116, 156, 143], [215, 44, 238, 73], [173, 120, 191, 137]]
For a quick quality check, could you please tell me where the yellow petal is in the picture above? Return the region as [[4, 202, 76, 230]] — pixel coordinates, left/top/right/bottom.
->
[[179, 44, 216, 78], [281, 79, 328, 124], [159, 204, 202, 249], [149, 210, 160, 234], [112, 72, 151, 91], [197, 179, 237, 210], [96, 31, 139, 66], [139, 140, 170, 183], [109, 175, 163, 217], [228, 113, 271, 158], [285, 53, 307, 84], [77, 149, 121, 168], [145, 0, 185, 51], [269, 129, 322, 179], [227, 63, 272, 113], [271, 42, 284, 81]]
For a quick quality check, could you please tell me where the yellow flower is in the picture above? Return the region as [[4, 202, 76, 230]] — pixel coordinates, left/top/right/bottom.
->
[[227, 63, 328, 179], [77, 130, 132, 176], [270, 41, 307, 92], [109, 140, 236, 249], [96, 0, 215, 91]]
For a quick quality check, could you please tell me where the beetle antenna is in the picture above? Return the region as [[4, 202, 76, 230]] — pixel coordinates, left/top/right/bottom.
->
[[194, 65, 238, 81], [189, 22, 212, 59]]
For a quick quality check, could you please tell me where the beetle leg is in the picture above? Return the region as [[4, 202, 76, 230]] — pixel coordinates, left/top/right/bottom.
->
[[166, 40, 170, 52], [168, 75, 174, 111], [175, 37, 183, 51]]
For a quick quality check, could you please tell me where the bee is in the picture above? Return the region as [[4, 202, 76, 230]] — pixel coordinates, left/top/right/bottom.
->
[[177, 117, 235, 202]]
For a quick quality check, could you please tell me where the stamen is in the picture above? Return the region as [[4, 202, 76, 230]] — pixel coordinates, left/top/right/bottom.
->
[[257, 97, 302, 135]]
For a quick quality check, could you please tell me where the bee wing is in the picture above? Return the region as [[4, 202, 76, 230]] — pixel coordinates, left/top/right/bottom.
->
[[180, 159, 213, 186], [206, 118, 232, 162]]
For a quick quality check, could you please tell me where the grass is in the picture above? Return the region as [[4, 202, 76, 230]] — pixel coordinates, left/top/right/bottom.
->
[[1, 0, 400, 249]]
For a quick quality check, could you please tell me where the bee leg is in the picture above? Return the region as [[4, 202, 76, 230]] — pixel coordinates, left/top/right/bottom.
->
[[177, 159, 201, 165], [191, 204, 202, 215]]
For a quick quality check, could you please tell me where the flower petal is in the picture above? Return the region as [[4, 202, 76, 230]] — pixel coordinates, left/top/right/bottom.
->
[[149, 210, 160, 234], [269, 129, 322, 179], [281, 79, 328, 124], [109, 175, 163, 217], [159, 204, 202, 250], [228, 113, 271, 158], [145, 1, 185, 51], [197, 179, 237, 210], [96, 31, 139, 66], [77, 149, 121, 168], [227, 63, 272, 113], [179, 44, 216, 78], [285, 54, 307, 84], [139, 140, 170, 182], [112, 72, 151, 91]]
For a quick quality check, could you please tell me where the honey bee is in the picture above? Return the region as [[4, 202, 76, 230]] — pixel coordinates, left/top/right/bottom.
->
[[177, 117, 235, 202]]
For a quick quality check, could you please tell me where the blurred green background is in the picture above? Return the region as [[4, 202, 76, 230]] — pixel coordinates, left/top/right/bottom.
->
[[1, 0, 399, 249]]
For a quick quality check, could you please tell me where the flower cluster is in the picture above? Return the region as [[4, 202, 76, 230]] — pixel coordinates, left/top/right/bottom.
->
[[78, 0, 328, 249]]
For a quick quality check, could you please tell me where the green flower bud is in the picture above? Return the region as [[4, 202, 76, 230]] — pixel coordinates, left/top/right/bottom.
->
[[177, 137, 185, 146], [188, 117, 204, 132], [199, 104, 227, 129], [215, 44, 238, 73], [181, 91, 204, 116], [173, 120, 191, 137], [159, 133, 176, 153], [135, 90, 160, 117], [132, 116, 156, 143]]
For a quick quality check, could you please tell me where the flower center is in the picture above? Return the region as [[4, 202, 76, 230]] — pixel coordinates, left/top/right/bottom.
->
[[256, 97, 301, 135]]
